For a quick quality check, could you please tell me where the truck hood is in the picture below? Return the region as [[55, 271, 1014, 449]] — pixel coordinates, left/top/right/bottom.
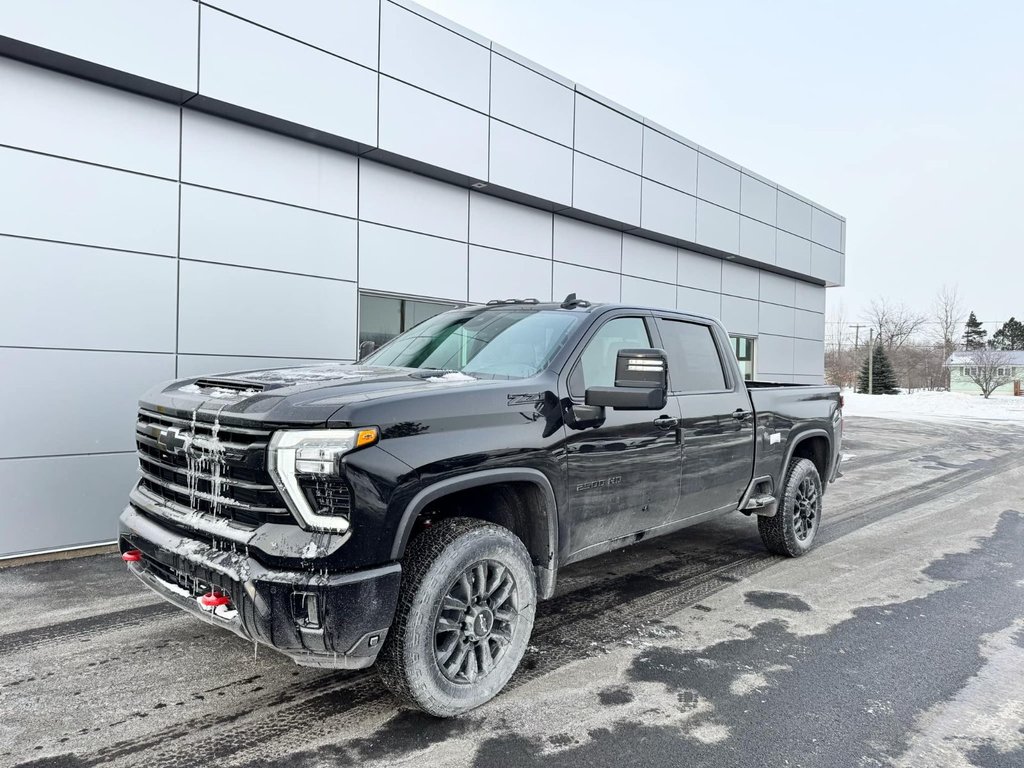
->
[[139, 363, 514, 426]]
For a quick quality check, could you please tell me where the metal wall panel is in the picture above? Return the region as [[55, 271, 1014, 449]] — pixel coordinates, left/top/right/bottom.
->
[[179, 186, 357, 279], [378, 76, 488, 179], [0, 453, 140, 557], [721, 262, 760, 299], [759, 271, 797, 307], [810, 243, 843, 285], [740, 216, 777, 264], [358, 223, 468, 302], [0, 238, 177, 353], [677, 248, 723, 293], [721, 295, 759, 335], [380, 1, 489, 111], [177, 261, 358, 358], [794, 309, 826, 341], [0, 348, 175, 458], [203, 0, 380, 69], [573, 94, 643, 173], [621, 275, 675, 310], [777, 191, 813, 238], [759, 302, 796, 337], [469, 193, 553, 259], [199, 8, 377, 144], [488, 120, 572, 204], [794, 339, 826, 375], [676, 286, 722, 319], [640, 180, 697, 241], [468, 246, 552, 304], [553, 217, 621, 273], [757, 334, 795, 376], [552, 262, 620, 303], [0, 148, 178, 256], [641, 127, 697, 194], [740, 173, 777, 225], [776, 230, 812, 274], [175, 355, 333, 378], [359, 161, 469, 241], [0, 58, 180, 178], [572, 154, 641, 226], [489, 54, 574, 146], [621, 235, 676, 284], [697, 154, 741, 211], [811, 207, 843, 251], [0, 0, 199, 90], [794, 281, 827, 313], [181, 110, 358, 216], [695, 200, 740, 254]]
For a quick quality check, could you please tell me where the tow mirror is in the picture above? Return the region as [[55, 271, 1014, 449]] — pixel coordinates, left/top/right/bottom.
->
[[585, 348, 668, 410]]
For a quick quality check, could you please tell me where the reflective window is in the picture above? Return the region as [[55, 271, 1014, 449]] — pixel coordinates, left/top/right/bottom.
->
[[731, 335, 755, 381], [659, 320, 728, 392], [359, 294, 457, 354]]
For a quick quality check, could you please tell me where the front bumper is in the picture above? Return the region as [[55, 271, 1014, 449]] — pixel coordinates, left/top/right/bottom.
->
[[118, 505, 401, 669]]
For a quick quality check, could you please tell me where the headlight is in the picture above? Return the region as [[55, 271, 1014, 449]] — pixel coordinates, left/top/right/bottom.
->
[[268, 428, 378, 533]]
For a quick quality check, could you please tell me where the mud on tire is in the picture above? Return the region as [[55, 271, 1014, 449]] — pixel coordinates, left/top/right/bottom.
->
[[758, 457, 822, 557], [377, 517, 537, 717]]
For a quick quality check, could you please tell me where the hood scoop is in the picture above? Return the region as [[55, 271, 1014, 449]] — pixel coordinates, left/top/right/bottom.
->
[[192, 378, 265, 393]]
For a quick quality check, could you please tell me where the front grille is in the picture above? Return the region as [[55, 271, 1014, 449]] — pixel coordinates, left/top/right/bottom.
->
[[135, 408, 294, 528]]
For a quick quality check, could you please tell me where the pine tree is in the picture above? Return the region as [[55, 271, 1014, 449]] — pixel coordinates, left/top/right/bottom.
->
[[962, 311, 987, 349], [991, 317, 1024, 350], [857, 344, 900, 394]]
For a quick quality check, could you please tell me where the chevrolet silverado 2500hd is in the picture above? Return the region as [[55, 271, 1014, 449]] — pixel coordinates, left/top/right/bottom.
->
[[119, 295, 842, 716]]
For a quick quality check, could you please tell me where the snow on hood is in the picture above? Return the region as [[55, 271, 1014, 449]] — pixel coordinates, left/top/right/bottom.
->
[[177, 383, 260, 399], [240, 364, 377, 384], [424, 372, 477, 384]]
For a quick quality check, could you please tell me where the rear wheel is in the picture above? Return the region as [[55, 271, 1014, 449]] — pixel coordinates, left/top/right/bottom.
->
[[758, 458, 822, 557], [377, 517, 536, 717]]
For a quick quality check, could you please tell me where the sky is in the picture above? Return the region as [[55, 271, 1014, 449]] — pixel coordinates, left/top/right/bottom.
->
[[417, 0, 1023, 334]]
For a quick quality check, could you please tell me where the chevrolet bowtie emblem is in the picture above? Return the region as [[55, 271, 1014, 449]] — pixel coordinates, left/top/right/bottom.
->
[[157, 427, 188, 456]]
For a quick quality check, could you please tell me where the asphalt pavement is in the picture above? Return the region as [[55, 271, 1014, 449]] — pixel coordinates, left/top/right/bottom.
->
[[2, 415, 1023, 768]]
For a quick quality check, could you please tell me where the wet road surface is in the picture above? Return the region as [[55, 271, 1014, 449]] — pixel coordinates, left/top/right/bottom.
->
[[2, 415, 1023, 767]]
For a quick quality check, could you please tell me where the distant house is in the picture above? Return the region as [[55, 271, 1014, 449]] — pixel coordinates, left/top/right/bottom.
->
[[946, 351, 1024, 396]]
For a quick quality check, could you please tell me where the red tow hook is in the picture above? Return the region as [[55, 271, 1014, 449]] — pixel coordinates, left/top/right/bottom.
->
[[121, 549, 142, 563], [199, 591, 231, 608]]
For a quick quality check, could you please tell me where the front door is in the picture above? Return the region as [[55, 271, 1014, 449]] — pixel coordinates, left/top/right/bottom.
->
[[654, 316, 754, 519], [562, 315, 682, 556]]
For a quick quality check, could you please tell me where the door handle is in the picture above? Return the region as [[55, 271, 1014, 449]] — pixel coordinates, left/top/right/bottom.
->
[[653, 416, 679, 429], [732, 409, 752, 421]]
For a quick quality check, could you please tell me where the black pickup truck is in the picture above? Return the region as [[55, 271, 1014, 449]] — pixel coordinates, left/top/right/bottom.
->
[[119, 296, 842, 716]]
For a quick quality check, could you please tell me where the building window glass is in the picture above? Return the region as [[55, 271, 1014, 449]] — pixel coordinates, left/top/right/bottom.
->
[[731, 335, 755, 381], [358, 293, 460, 356]]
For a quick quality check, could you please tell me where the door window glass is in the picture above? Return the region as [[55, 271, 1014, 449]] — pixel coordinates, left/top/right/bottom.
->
[[660, 320, 728, 392], [571, 317, 651, 394]]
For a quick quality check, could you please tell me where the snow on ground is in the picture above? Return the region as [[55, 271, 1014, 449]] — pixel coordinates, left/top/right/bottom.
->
[[842, 389, 1024, 423]]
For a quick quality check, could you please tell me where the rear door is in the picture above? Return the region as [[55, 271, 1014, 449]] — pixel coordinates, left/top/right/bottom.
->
[[562, 313, 682, 556], [654, 316, 754, 520]]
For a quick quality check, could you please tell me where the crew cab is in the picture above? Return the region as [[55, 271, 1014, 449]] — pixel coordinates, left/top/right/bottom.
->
[[118, 295, 842, 716]]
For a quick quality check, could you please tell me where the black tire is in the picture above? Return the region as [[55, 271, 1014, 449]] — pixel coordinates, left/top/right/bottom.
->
[[758, 458, 822, 557], [377, 517, 536, 717]]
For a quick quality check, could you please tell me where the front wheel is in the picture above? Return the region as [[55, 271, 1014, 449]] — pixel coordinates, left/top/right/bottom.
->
[[377, 518, 536, 717], [758, 458, 822, 557]]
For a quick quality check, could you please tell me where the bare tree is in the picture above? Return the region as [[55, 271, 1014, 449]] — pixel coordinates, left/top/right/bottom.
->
[[863, 298, 929, 352], [932, 285, 964, 387], [824, 302, 858, 389], [962, 346, 1014, 398]]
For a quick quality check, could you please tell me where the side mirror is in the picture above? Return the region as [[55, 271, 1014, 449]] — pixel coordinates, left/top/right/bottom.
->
[[585, 348, 668, 410]]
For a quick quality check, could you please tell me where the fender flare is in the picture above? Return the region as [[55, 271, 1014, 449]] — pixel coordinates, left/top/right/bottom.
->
[[390, 468, 560, 581], [782, 428, 833, 480]]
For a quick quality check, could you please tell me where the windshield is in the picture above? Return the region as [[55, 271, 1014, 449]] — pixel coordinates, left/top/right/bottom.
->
[[362, 308, 584, 379]]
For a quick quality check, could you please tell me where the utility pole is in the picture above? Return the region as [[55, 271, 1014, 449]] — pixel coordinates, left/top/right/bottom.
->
[[868, 328, 874, 395], [849, 324, 868, 350]]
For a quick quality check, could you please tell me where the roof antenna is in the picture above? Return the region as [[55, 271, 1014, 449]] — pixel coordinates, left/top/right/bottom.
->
[[560, 292, 590, 309]]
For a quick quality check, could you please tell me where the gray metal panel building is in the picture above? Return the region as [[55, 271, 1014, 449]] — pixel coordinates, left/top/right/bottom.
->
[[0, 0, 845, 558]]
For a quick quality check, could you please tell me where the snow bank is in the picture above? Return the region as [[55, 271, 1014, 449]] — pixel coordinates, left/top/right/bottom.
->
[[842, 390, 1024, 423]]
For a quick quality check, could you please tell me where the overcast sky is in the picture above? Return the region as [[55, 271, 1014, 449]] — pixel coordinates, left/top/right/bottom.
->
[[417, 0, 1023, 333]]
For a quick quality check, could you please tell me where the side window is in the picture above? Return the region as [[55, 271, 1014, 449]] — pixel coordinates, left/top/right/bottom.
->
[[659, 319, 728, 392], [570, 317, 651, 395]]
